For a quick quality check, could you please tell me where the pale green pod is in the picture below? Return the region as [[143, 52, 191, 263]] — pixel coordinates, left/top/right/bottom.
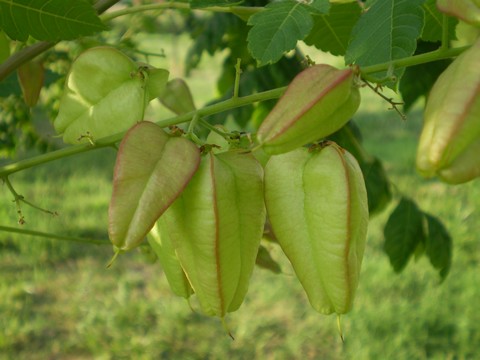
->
[[257, 65, 361, 155], [108, 121, 200, 251], [264, 143, 368, 315], [416, 39, 480, 182], [148, 221, 193, 299], [160, 151, 266, 317], [54, 46, 168, 144], [438, 137, 480, 183]]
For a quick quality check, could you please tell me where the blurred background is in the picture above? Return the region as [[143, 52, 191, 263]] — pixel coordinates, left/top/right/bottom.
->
[[1, 2, 479, 359]]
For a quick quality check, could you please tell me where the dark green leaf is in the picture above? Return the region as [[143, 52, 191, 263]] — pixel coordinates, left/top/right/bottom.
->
[[425, 214, 452, 281], [0, 0, 107, 42], [304, 2, 361, 56], [399, 41, 452, 111], [0, 30, 9, 62], [305, 0, 330, 14], [361, 158, 392, 216], [345, 0, 425, 87], [384, 197, 426, 272], [422, 0, 457, 42], [256, 244, 282, 274], [0, 72, 21, 97], [190, 0, 243, 8], [247, 1, 313, 65]]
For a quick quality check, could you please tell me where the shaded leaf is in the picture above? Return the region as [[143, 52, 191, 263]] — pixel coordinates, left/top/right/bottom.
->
[[425, 214, 452, 281], [361, 158, 392, 216], [109, 122, 201, 251], [247, 1, 313, 65], [304, 2, 362, 56], [384, 197, 426, 272], [256, 244, 282, 274], [345, 0, 425, 87], [0, 0, 107, 42], [0, 30, 9, 62], [422, 0, 457, 42], [305, 0, 330, 14]]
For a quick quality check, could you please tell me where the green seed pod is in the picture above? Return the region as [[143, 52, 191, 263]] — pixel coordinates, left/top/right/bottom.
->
[[416, 39, 480, 184], [158, 78, 196, 115], [54, 46, 168, 144], [264, 143, 368, 315], [160, 151, 266, 317], [148, 221, 194, 299], [257, 65, 361, 155], [109, 121, 200, 251], [437, 0, 480, 27], [17, 60, 44, 107]]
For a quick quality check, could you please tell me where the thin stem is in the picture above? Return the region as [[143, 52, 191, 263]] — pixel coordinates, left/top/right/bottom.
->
[[0, 86, 286, 177], [441, 14, 450, 51], [101, 3, 262, 22], [199, 119, 236, 138], [4, 177, 25, 224], [233, 58, 242, 99], [187, 113, 200, 136], [0, 225, 110, 246], [360, 46, 468, 75], [4, 177, 59, 222]]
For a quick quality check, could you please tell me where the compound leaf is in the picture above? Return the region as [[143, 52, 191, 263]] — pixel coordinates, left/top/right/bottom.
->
[[384, 197, 426, 272], [345, 0, 425, 87], [304, 2, 362, 56], [247, 0, 313, 66]]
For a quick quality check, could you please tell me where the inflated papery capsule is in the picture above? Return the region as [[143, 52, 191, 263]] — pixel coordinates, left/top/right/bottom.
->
[[54, 47, 168, 144], [416, 39, 480, 184], [264, 143, 368, 314], [257, 65, 360, 155], [159, 151, 266, 317], [437, 0, 480, 27], [109, 122, 200, 251], [148, 221, 193, 299]]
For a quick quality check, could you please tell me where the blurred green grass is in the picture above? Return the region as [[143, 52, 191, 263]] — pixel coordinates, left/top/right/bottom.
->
[[1, 35, 480, 359]]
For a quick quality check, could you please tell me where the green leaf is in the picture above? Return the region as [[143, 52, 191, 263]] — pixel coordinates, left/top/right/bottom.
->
[[424, 214, 452, 281], [190, 0, 243, 8], [421, 0, 457, 42], [0, 0, 107, 42], [399, 41, 452, 111], [109, 122, 201, 251], [384, 197, 426, 272], [247, 0, 313, 66], [0, 72, 21, 97], [361, 158, 392, 216], [345, 0, 425, 87], [304, 2, 362, 56], [305, 0, 330, 14]]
